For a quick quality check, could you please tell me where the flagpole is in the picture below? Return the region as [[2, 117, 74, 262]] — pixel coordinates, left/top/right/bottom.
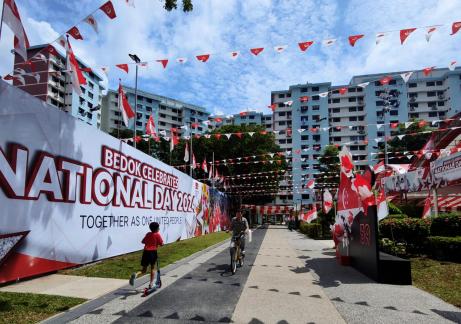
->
[[0, 0, 6, 41], [62, 35, 70, 113], [133, 63, 138, 148], [190, 123, 193, 177], [212, 152, 215, 190]]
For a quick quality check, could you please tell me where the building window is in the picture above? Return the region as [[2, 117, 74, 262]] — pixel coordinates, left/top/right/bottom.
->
[[301, 135, 309, 141], [312, 86, 319, 91], [332, 98, 340, 103], [279, 93, 285, 98], [279, 139, 286, 144], [427, 91, 436, 97], [436, 80, 443, 86], [333, 108, 340, 113], [376, 101, 384, 106], [301, 87, 307, 92], [312, 105, 320, 110], [408, 82, 417, 88], [249, 115, 255, 119], [279, 121, 286, 126], [429, 112, 437, 117], [348, 107, 357, 112], [438, 101, 445, 106], [349, 116, 357, 121], [348, 97, 357, 102], [279, 111, 286, 116], [390, 110, 398, 116], [312, 95, 319, 101], [426, 81, 435, 87]]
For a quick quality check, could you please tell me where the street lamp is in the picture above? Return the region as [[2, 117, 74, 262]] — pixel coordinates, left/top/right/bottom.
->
[[378, 89, 400, 166], [129, 54, 141, 148]]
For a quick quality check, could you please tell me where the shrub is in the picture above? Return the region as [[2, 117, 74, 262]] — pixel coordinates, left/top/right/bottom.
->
[[430, 213, 461, 237], [299, 222, 321, 239], [388, 202, 403, 215], [379, 238, 407, 257], [397, 203, 423, 219], [379, 218, 431, 252], [427, 236, 461, 261], [388, 214, 408, 219]]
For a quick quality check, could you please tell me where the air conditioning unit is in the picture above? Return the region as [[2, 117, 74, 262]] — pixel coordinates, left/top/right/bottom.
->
[[438, 94, 445, 100], [409, 97, 416, 103]]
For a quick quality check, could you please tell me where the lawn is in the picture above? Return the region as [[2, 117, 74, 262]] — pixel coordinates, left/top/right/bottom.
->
[[0, 292, 85, 324], [411, 257, 461, 308], [61, 231, 231, 279]]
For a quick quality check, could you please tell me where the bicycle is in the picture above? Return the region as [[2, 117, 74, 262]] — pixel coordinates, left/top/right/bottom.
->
[[230, 232, 245, 274]]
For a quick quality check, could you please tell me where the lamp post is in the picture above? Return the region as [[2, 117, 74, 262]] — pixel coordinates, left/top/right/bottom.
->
[[379, 89, 400, 166], [129, 54, 141, 148]]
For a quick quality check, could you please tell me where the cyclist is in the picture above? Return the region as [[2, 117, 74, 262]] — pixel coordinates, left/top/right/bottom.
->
[[229, 210, 249, 255]]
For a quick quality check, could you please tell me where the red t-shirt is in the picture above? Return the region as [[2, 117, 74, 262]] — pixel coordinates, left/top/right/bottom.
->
[[142, 232, 164, 251]]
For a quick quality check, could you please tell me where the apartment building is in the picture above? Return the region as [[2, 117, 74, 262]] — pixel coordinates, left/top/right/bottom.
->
[[270, 67, 461, 207], [207, 111, 272, 132], [101, 87, 210, 136], [12, 44, 105, 128]]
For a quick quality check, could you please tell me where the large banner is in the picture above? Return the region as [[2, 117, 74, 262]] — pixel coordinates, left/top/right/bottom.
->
[[0, 81, 230, 283], [431, 150, 461, 184]]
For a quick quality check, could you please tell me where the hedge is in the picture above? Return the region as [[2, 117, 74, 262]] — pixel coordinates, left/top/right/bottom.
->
[[379, 218, 431, 249], [427, 236, 461, 261], [299, 223, 322, 239], [430, 213, 461, 237]]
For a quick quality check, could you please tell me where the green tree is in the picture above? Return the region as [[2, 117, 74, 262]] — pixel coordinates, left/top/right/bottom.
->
[[384, 119, 432, 164], [164, 0, 193, 11], [317, 145, 340, 187]]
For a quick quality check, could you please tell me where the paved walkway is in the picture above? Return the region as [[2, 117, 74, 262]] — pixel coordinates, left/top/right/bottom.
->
[[42, 225, 461, 324], [0, 274, 126, 299]]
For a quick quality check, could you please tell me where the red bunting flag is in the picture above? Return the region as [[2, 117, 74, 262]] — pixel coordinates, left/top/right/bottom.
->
[[3, 0, 30, 61], [400, 28, 416, 44], [380, 76, 392, 85], [99, 1, 117, 19], [156, 59, 168, 69], [260, 130, 267, 135], [268, 103, 276, 111], [202, 158, 208, 173], [134, 135, 142, 143], [423, 66, 434, 76], [390, 122, 399, 129], [66, 38, 87, 95], [146, 115, 157, 137], [67, 26, 83, 40], [339, 87, 347, 95], [118, 82, 135, 127], [230, 51, 239, 59], [214, 117, 222, 123], [298, 41, 314, 52], [250, 47, 264, 56], [299, 96, 309, 102], [348, 34, 364, 47], [196, 54, 210, 62], [310, 127, 318, 133], [323, 189, 333, 213], [46, 45, 59, 57], [451, 21, 461, 35], [191, 122, 199, 128], [239, 111, 247, 116], [116, 64, 129, 73], [235, 132, 243, 139], [419, 120, 427, 127], [215, 133, 222, 140], [306, 179, 315, 189]]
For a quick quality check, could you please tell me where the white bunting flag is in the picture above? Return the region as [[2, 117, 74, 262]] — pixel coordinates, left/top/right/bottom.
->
[[284, 100, 293, 106], [248, 132, 254, 137], [405, 122, 414, 128], [230, 51, 239, 60], [425, 27, 437, 42], [323, 38, 336, 46], [176, 57, 188, 64], [376, 32, 387, 44], [449, 61, 457, 71], [377, 124, 384, 130], [400, 71, 413, 83], [319, 92, 329, 98], [274, 45, 288, 53], [397, 135, 405, 140], [85, 15, 99, 34], [224, 133, 231, 139], [357, 82, 370, 88], [297, 129, 304, 133]]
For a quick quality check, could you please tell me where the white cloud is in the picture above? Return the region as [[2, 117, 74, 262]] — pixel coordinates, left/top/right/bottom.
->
[[1, 0, 460, 115]]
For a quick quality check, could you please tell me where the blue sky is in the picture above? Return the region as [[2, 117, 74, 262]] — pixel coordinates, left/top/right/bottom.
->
[[1, 0, 461, 115]]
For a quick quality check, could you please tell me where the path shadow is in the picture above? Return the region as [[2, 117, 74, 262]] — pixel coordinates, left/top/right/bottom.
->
[[430, 309, 461, 323]]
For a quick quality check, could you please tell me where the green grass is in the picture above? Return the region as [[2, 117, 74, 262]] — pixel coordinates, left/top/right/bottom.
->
[[411, 257, 461, 308], [61, 231, 231, 279], [0, 291, 85, 324]]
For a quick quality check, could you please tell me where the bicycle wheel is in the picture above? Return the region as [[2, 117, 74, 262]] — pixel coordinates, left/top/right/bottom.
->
[[230, 247, 237, 274]]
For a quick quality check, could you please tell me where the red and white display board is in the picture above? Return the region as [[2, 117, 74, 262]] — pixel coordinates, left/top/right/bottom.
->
[[0, 81, 229, 283]]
